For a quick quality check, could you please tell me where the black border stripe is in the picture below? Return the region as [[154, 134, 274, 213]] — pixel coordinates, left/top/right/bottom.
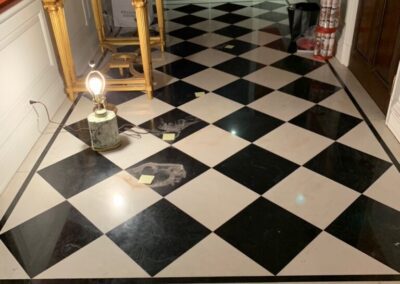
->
[[326, 61, 400, 171]]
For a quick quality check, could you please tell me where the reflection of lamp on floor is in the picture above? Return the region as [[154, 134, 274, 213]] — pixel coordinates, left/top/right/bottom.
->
[[86, 63, 120, 151]]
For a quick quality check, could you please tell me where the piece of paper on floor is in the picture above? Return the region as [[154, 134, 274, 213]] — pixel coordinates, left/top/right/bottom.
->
[[195, 91, 205, 98], [163, 133, 176, 141], [139, 175, 155, 185]]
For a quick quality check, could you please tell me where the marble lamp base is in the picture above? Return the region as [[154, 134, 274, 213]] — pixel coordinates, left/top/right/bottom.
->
[[87, 110, 121, 151]]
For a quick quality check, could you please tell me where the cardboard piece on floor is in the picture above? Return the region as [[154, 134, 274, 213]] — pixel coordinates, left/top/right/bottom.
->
[[138, 175, 155, 185], [195, 91, 205, 98], [163, 133, 176, 141]]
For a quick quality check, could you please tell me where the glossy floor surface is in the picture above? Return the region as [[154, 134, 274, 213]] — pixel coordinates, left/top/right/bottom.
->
[[1, 0, 400, 282]]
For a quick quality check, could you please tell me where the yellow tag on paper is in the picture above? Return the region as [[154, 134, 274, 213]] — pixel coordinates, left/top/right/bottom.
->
[[195, 91, 205, 98], [162, 133, 176, 141], [139, 175, 155, 185], [225, 44, 234, 49]]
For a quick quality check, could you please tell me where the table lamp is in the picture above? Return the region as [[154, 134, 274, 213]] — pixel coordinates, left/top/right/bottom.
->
[[86, 63, 120, 151]]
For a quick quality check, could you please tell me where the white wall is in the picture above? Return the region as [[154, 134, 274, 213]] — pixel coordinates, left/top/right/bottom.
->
[[0, 0, 99, 195], [387, 64, 400, 142]]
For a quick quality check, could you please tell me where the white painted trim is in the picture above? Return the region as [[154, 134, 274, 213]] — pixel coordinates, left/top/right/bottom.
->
[[387, 62, 400, 142]]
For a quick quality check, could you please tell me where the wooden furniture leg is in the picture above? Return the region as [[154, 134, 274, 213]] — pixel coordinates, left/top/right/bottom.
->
[[155, 0, 165, 51]]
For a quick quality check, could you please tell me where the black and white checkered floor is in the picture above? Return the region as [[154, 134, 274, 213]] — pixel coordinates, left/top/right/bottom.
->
[[1, 0, 400, 282]]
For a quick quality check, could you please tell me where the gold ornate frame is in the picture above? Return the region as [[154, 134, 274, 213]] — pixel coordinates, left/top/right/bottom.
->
[[42, 0, 165, 100]]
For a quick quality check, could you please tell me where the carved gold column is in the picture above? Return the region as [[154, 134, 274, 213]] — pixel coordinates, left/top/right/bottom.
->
[[155, 0, 165, 51], [42, 0, 76, 100], [133, 0, 153, 99]]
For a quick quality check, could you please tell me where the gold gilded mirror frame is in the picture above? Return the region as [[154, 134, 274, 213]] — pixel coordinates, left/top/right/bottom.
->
[[42, 0, 158, 100]]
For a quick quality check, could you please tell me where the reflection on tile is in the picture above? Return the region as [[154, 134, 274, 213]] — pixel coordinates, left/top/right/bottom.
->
[[169, 27, 206, 40], [257, 11, 287, 22], [167, 169, 257, 230], [280, 232, 397, 275], [139, 108, 208, 144], [255, 123, 333, 165], [235, 18, 272, 30], [214, 39, 258, 55], [215, 145, 298, 194], [213, 3, 246, 12], [69, 171, 162, 233], [0, 202, 102, 277], [155, 80, 206, 106], [244, 66, 300, 91], [166, 41, 207, 57], [35, 236, 149, 278], [126, 147, 208, 196], [106, 91, 143, 105], [261, 24, 290, 36], [264, 167, 359, 229], [156, 59, 207, 79], [214, 25, 252, 38], [174, 4, 206, 14], [305, 143, 392, 193], [171, 15, 206, 26], [327, 195, 400, 272], [214, 79, 273, 105], [264, 37, 292, 52], [157, 234, 270, 277], [179, 93, 242, 123], [107, 199, 210, 276], [186, 48, 235, 67], [240, 46, 288, 66], [174, 125, 249, 167], [290, 105, 362, 140], [213, 57, 265, 77], [214, 107, 284, 142], [234, 6, 268, 17], [183, 68, 237, 91], [189, 32, 231, 47], [252, 2, 285, 10], [280, 77, 341, 103], [238, 30, 281, 45], [191, 20, 229, 32], [216, 198, 320, 274], [213, 13, 249, 24], [272, 55, 325, 75]]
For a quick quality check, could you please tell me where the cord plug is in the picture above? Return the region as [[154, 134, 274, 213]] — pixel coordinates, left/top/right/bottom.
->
[[29, 100, 38, 105]]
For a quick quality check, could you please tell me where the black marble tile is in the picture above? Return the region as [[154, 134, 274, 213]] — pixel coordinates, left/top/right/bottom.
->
[[174, 4, 207, 14], [214, 57, 265, 77], [38, 149, 121, 198], [271, 55, 325, 75], [265, 38, 292, 52], [215, 145, 298, 194], [171, 15, 207, 26], [169, 27, 206, 40], [216, 198, 320, 274], [260, 23, 290, 36], [257, 11, 288, 22], [213, 3, 246, 12], [0, 202, 102, 277], [155, 80, 206, 106], [107, 68, 132, 79], [156, 59, 207, 79], [166, 41, 207, 57], [107, 199, 210, 276], [305, 143, 392, 193], [126, 147, 209, 196], [214, 25, 252, 38], [280, 77, 341, 103], [213, 13, 249, 24], [139, 108, 208, 144], [214, 79, 273, 104], [327, 195, 400, 272], [290, 105, 362, 140], [252, 1, 286, 10], [214, 107, 283, 142], [65, 116, 134, 146], [105, 91, 143, 105], [214, 39, 258, 55]]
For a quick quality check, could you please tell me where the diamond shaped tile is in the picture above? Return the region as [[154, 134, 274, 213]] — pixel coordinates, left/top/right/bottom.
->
[[271, 55, 325, 75], [38, 149, 121, 199], [305, 142, 392, 193], [240, 46, 289, 65], [107, 199, 210, 276], [213, 13, 249, 24], [156, 59, 207, 79], [215, 198, 320, 274], [179, 93, 242, 123], [252, 2, 286, 10], [171, 14, 207, 26], [183, 68, 237, 91], [214, 107, 284, 142], [154, 80, 206, 106], [174, 125, 249, 167], [69, 171, 162, 233], [214, 39, 258, 55], [244, 66, 300, 90], [139, 108, 208, 144], [214, 57, 265, 77], [290, 105, 362, 140], [189, 32, 231, 47], [238, 30, 281, 45], [169, 27, 206, 40], [264, 167, 359, 229], [0, 202, 102, 277], [255, 123, 333, 165], [280, 77, 341, 103], [126, 147, 209, 196], [248, 90, 314, 121], [257, 11, 287, 22], [235, 18, 272, 30], [214, 25, 252, 38], [166, 41, 207, 57], [214, 3, 246, 12], [214, 79, 273, 105], [327, 195, 400, 272], [306, 64, 341, 87], [215, 144, 298, 194], [265, 37, 292, 52], [234, 6, 269, 17], [261, 24, 291, 36], [0, 241, 29, 279], [191, 20, 229, 32], [319, 89, 361, 118], [151, 50, 181, 69], [174, 4, 206, 14], [186, 48, 235, 67], [105, 91, 143, 105]]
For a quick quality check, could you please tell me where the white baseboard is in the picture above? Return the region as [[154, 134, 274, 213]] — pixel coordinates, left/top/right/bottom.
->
[[387, 102, 400, 143]]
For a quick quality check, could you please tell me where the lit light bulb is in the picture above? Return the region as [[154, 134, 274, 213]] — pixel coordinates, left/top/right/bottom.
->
[[88, 76, 103, 97]]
